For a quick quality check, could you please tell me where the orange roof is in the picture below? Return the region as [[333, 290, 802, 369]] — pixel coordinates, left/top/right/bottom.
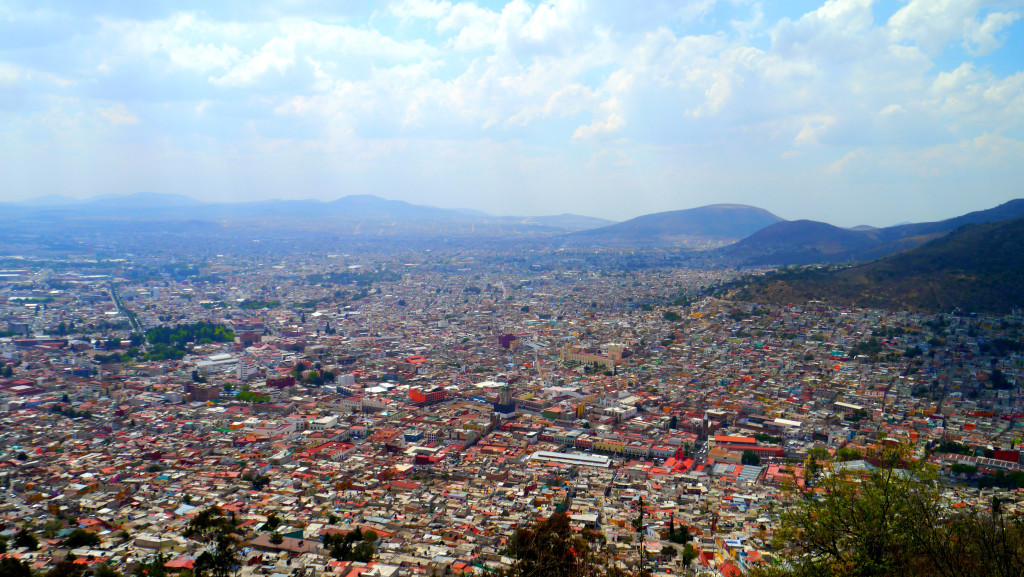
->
[[714, 435, 757, 444]]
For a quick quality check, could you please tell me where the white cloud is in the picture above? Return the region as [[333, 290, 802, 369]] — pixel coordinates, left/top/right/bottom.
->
[[824, 148, 862, 174], [0, 0, 1023, 222], [211, 36, 296, 87], [99, 14, 243, 74], [888, 0, 1022, 55], [97, 103, 139, 124], [573, 106, 624, 139], [794, 115, 836, 146]]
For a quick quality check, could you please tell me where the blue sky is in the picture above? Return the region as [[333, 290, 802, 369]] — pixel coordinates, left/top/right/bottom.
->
[[1, 0, 1022, 226]]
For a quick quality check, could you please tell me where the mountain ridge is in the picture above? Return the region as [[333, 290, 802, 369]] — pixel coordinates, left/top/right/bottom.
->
[[0, 193, 614, 235], [570, 204, 784, 248], [719, 199, 1024, 265], [731, 217, 1024, 313]]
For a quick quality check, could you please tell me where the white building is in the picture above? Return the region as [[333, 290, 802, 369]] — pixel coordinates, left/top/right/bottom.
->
[[237, 357, 258, 381], [310, 416, 338, 431]]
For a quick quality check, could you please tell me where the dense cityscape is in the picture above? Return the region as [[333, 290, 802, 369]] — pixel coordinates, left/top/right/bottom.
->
[[2, 238, 1022, 577], [3, 0, 1024, 573]]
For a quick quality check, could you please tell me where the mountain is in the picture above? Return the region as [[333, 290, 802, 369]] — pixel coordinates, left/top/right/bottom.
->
[[571, 204, 783, 248], [0, 193, 614, 238], [323, 195, 466, 219], [720, 220, 885, 265], [733, 217, 1024, 313], [721, 199, 1024, 265], [518, 214, 616, 231], [14, 194, 82, 206], [2, 193, 484, 221], [83, 192, 203, 208]]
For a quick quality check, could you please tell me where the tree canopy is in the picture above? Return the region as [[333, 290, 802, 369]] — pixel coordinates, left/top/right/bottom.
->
[[182, 506, 239, 577], [146, 322, 234, 347], [753, 447, 1024, 577], [501, 512, 623, 577], [741, 450, 761, 466], [64, 528, 101, 549], [323, 527, 375, 562]]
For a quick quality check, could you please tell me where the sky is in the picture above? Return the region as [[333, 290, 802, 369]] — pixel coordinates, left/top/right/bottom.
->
[[0, 0, 1022, 226]]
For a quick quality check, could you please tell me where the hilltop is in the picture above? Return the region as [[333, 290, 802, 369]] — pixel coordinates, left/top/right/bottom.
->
[[720, 199, 1024, 265], [571, 204, 783, 248], [732, 217, 1024, 313]]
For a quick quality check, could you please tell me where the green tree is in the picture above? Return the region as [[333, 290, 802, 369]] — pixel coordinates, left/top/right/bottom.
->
[[991, 368, 1011, 390], [64, 528, 101, 548], [269, 532, 284, 545], [504, 512, 610, 577], [13, 528, 39, 551], [753, 447, 1024, 577], [666, 514, 691, 544], [44, 559, 86, 577], [0, 557, 32, 577], [183, 507, 238, 577], [759, 450, 928, 577], [681, 543, 698, 567], [835, 446, 862, 462], [324, 527, 375, 563], [41, 518, 65, 538], [132, 553, 169, 577], [741, 450, 761, 466], [245, 474, 270, 490], [93, 563, 122, 577]]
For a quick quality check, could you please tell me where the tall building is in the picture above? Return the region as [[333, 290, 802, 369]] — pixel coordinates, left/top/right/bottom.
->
[[494, 384, 516, 416], [237, 356, 258, 381]]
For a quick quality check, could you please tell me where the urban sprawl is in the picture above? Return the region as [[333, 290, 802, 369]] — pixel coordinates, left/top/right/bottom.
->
[[1, 249, 1022, 577]]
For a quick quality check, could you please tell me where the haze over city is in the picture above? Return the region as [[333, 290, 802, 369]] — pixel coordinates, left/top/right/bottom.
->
[[1, 0, 1023, 226]]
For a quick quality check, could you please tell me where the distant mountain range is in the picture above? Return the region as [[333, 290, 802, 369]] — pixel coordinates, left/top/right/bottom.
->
[[718, 199, 1024, 265], [11, 193, 465, 219], [1, 193, 613, 236], [6, 193, 1024, 257], [571, 204, 783, 249], [731, 217, 1024, 313]]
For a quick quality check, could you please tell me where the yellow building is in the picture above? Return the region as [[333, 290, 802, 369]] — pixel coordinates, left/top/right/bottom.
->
[[594, 439, 625, 455], [559, 343, 626, 369]]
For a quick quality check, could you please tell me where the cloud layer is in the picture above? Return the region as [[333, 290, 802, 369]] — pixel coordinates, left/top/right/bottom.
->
[[0, 0, 1022, 225]]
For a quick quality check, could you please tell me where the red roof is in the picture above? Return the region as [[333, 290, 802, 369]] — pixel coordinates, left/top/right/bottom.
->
[[165, 557, 196, 569]]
